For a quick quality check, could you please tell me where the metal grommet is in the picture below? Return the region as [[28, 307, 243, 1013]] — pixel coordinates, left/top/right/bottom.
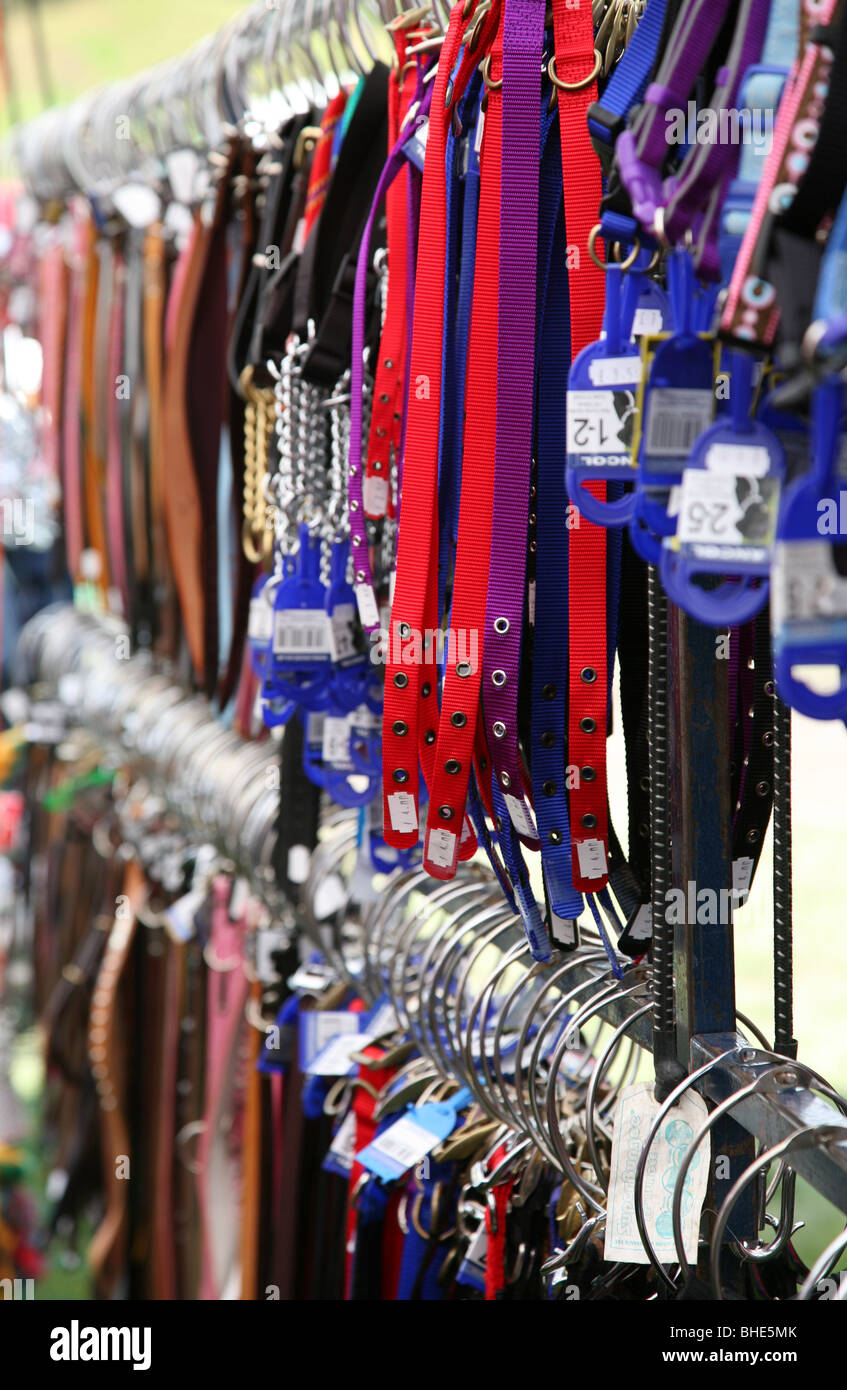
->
[[451, 711, 467, 728], [764, 680, 775, 696], [394, 672, 409, 689], [501, 772, 511, 789], [422, 682, 432, 697], [456, 661, 472, 677], [581, 813, 598, 829], [398, 622, 412, 639], [492, 721, 506, 738], [756, 780, 770, 796], [542, 781, 556, 797], [580, 667, 597, 684], [542, 683, 556, 700], [581, 766, 597, 783], [541, 731, 555, 748], [549, 829, 562, 845], [640, 774, 650, 792], [495, 815, 503, 831], [547, 48, 602, 93], [392, 720, 408, 736], [580, 716, 597, 733], [762, 731, 774, 746], [424, 729, 436, 745], [439, 805, 455, 820], [492, 669, 507, 686], [445, 759, 461, 775], [393, 769, 410, 784], [494, 617, 510, 634], [373, 459, 383, 470], [746, 828, 760, 844]]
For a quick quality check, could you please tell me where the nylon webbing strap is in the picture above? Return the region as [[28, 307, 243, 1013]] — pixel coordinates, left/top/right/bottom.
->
[[382, 1, 472, 851], [552, 0, 610, 892]]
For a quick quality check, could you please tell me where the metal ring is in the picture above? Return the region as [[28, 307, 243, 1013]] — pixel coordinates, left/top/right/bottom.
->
[[547, 49, 602, 93], [480, 53, 502, 90]]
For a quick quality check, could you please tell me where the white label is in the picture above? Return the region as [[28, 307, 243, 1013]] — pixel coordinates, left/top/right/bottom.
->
[[368, 1002, 399, 1038], [676, 469, 779, 552], [550, 912, 577, 946], [704, 442, 771, 477], [273, 608, 330, 656], [229, 877, 250, 920], [587, 355, 643, 387], [292, 216, 308, 256], [773, 540, 847, 628], [310, 1012, 359, 1058], [328, 603, 357, 663], [166, 148, 200, 205], [474, 106, 486, 155], [605, 1082, 709, 1264], [249, 595, 273, 643], [576, 838, 607, 880], [328, 1109, 358, 1167], [308, 1030, 374, 1076], [504, 793, 536, 838], [112, 182, 162, 229], [322, 716, 352, 767], [355, 583, 380, 628], [633, 307, 663, 337], [287, 843, 311, 884], [628, 903, 653, 942], [365, 1114, 441, 1171], [387, 791, 417, 834], [567, 389, 634, 456], [528, 579, 536, 626], [426, 826, 457, 870], [363, 476, 389, 515], [733, 856, 754, 903], [645, 388, 713, 458]]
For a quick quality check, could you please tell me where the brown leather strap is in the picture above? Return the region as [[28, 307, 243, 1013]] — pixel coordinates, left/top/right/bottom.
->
[[80, 222, 110, 586], [239, 977, 264, 1300], [161, 215, 210, 682], [87, 858, 146, 1298]]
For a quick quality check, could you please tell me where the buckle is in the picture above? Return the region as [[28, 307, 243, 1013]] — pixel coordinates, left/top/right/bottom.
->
[[293, 125, 322, 170]]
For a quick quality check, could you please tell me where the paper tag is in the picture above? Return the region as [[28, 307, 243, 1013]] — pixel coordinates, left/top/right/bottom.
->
[[112, 182, 162, 229], [773, 540, 847, 632], [550, 912, 578, 947], [732, 856, 754, 904], [363, 476, 389, 516], [322, 715, 352, 768], [273, 608, 330, 657], [249, 594, 273, 643], [328, 604, 358, 663], [504, 793, 536, 838], [676, 470, 779, 554], [587, 356, 643, 387], [299, 1010, 360, 1070], [166, 148, 200, 205], [426, 826, 457, 869], [355, 584, 380, 628], [605, 1082, 709, 1265], [387, 791, 417, 834], [567, 389, 636, 457], [307, 1029, 374, 1077], [633, 307, 663, 337], [527, 579, 536, 626], [629, 903, 653, 941], [323, 1108, 358, 1177], [576, 838, 607, 880], [645, 388, 713, 459], [705, 442, 772, 477], [229, 876, 250, 920], [366, 998, 399, 1039]]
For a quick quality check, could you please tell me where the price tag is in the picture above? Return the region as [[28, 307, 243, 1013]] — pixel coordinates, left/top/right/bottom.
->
[[355, 584, 380, 628], [323, 1109, 358, 1177], [676, 469, 780, 559], [298, 1010, 360, 1071], [322, 716, 352, 768], [567, 389, 636, 457], [576, 839, 607, 880], [605, 1082, 709, 1265], [307, 1029, 374, 1077], [363, 476, 389, 516], [426, 826, 456, 869], [273, 609, 330, 658], [387, 792, 417, 834], [504, 793, 536, 838]]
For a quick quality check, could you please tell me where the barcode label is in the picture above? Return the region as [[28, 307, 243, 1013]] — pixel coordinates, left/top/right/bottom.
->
[[576, 838, 608, 880], [273, 608, 330, 657], [387, 792, 417, 834], [645, 388, 713, 458], [363, 1114, 440, 1171], [249, 595, 273, 643]]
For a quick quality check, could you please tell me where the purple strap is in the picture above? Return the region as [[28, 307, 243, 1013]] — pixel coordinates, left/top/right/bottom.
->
[[481, 0, 544, 845], [348, 71, 433, 632]]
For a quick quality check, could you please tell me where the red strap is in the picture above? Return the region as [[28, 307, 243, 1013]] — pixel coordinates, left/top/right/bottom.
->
[[552, 0, 609, 891], [344, 1045, 397, 1299], [484, 1145, 514, 1300], [382, 1, 473, 850], [303, 92, 349, 241]]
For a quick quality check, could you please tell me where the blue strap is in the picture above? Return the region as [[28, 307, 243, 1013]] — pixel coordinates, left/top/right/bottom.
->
[[491, 779, 551, 961], [531, 101, 583, 921], [396, 1157, 457, 1300], [587, 0, 669, 157]]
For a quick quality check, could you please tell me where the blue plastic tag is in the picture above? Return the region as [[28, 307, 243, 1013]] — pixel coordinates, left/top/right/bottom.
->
[[357, 1088, 472, 1182]]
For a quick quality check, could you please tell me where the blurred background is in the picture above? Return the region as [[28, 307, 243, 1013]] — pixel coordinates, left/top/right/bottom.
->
[[0, 0, 845, 1291]]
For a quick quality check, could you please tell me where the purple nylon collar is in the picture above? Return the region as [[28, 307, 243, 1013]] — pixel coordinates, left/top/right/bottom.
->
[[480, 0, 545, 845]]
